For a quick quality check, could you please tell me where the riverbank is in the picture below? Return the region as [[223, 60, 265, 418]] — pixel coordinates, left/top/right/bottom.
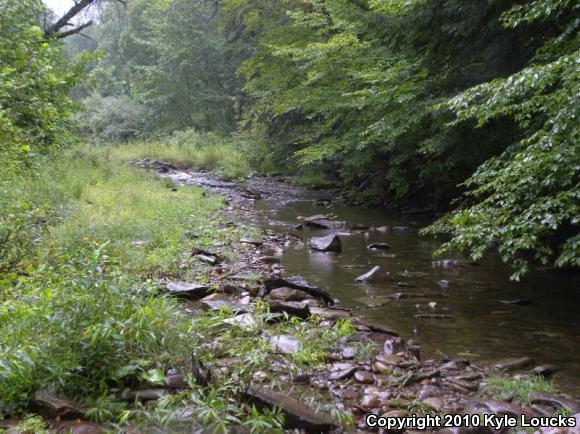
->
[[1, 147, 579, 433]]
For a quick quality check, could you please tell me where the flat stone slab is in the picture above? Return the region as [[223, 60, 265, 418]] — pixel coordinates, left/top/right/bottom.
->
[[264, 276, 334, 305], [245, 385, 334, 432], [31, 391, 86, 419], [166, 282, 210, 299], [494, 356, 534, 371]]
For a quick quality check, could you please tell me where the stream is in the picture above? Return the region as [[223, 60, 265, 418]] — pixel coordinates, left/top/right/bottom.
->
[[244, 185, 580, 395], [162, 167, 580, 396]]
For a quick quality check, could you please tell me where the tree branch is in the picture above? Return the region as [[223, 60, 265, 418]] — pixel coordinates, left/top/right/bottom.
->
[[43, 0, 97, 38], [53, 20, 94, 39]]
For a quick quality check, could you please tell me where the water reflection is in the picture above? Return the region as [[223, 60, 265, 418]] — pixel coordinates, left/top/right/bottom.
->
[[248, 198, 580, 394]]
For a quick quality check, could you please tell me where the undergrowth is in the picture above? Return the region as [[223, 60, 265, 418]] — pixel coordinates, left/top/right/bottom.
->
[[0, 145, 351, 431], [103, 129, 251, 180], [484, 374, 556, 405]]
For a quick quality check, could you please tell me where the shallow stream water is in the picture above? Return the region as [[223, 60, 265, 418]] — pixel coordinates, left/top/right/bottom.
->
[[247, 195, 580, 395]]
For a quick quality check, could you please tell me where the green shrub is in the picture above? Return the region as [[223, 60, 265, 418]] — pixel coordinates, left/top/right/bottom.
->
[[0, 244, 192, 417]]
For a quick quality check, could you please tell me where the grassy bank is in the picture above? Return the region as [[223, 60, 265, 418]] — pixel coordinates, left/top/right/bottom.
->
[[105, 130, 251, 180], [0, 144, 351, 432], [0, 146, 228, 417]]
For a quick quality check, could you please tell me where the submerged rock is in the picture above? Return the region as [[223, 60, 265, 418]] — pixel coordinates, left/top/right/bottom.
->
[[309, 234, 342, 252], [245, 385, 334, 432], [355, 266, 383, 283], [367, 243, 391, 251], [499, 299, 535, 306], [351, 223, 371, 230]]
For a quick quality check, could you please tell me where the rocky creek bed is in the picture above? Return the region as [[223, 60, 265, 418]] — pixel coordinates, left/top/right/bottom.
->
[[8, 160, 579, 434]]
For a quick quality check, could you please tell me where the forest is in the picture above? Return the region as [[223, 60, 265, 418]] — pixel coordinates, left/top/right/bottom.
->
[[0, 0, 579, 432]]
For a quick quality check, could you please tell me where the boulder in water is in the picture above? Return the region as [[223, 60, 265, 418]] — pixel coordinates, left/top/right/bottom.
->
[[309, 234, 342, 252]]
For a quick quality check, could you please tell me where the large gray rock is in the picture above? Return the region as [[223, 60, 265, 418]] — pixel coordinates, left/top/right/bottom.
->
[[301, 215, 346, 230], [264, 276, 334, 305], [309, 234, 342, 252], [245, 385, 334, 432], [166, 282, 210, 299], [269, 286, 311, 301], [31, 391, 86, 419]]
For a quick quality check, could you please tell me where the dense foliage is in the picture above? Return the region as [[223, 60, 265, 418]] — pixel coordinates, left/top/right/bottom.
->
[[219, 0, 579, 277]]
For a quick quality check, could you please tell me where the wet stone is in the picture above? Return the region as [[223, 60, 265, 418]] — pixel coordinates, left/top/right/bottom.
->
[[268, 301, 311, 319], [124, 389, 168, 402], [351, 223, 371, 230], [239, 238, 263, 247], [419, 385, 440, 400], [165, 373, 188, 389], [269, 286, 311, 302], [309, 234, 342, 252], [264, 276, 334, 305], [329, 366, 357, 381], [374, 361, 392, 374], [499, 298, 535, 306], [342, 346, 357, 359], [52, 421, 105, 434], [259, 256, 280, 264], [531, 393, 580, 414], [356, 266, 383, 283], [310, 307, 352, 320], [361, 394, 382, 409], [354, 370, 375, 384], [494, 356, 534, 371], [269, 335, 300, 354], [31, 391, 85, 419], [384, 337, 407, 355], [533, 365, 558, 379], [424, 397, 444, 411], [166, 282, 210, 299], [245, 384, 334, 432], [376, 353, 402, 366], [368, 243, 391, 251]]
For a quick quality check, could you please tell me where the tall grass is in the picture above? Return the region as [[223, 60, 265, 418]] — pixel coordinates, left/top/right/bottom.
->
[[0, 146, 232, 418], [105, 130, 251, 180]]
